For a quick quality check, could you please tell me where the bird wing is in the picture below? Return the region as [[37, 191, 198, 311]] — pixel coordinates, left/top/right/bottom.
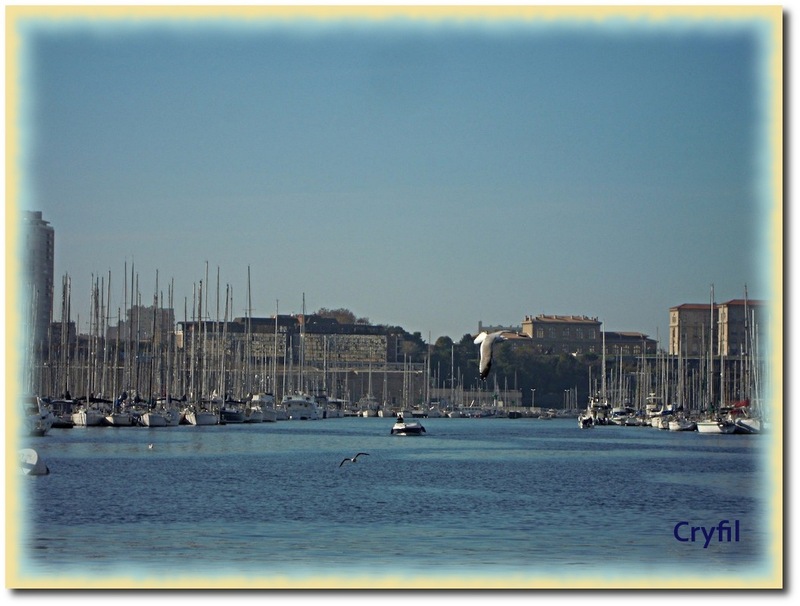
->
[[339, 459, 349, 467], [479, 337, 493, 378], [356, 452, 370, 458], [479, 332, 506, 379]]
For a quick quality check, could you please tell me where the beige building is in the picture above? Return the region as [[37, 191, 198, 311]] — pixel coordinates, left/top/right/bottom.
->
[[669, 299, 766, 357], [521, 314, 602, 355]]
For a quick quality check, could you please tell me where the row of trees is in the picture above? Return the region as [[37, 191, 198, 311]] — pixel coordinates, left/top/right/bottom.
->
[[370, 326, 605, 408]]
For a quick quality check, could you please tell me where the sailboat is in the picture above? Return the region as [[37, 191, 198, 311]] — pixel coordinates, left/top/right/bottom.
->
[[696, 286, 736, 434], [22, 396, 55, 436], [283, 295, 323, 420]]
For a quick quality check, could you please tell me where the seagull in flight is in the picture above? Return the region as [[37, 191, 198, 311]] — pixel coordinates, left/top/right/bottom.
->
[[339, 452, 370, 467], [474, 331, 508, 380]]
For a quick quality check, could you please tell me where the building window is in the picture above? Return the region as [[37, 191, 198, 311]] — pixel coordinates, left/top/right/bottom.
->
[[536, 328, 544, 339]]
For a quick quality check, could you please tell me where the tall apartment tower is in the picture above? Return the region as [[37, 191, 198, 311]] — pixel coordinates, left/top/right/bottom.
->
[[21, 210, 55, 346]]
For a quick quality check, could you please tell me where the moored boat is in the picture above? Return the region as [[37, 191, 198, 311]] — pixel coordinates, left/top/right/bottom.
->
[[139, 409, 168, 427], [243, 399, 264, 423], [668, 416, 697, 432], [252, 393, 278, 422], [696, 417, 737, 434], [104, 411, 134, 427], [182, 403, 219, 426], [71, 404, 106, 427], [22, 396, 55, 436], [282, 392, 322, 420]]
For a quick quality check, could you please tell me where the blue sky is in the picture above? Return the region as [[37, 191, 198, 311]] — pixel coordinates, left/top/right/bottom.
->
[[10, 6, 780, 342]]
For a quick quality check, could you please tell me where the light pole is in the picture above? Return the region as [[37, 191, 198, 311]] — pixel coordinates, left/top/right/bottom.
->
[[530, 388, 536, 409]]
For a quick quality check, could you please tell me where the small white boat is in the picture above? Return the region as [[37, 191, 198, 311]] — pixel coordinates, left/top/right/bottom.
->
[[243, 401, 264, 423], [251, 393, 278, 422], [19, 448, 50, 475], [390, 414, 426, 436], [696, 418, 737, 434], [668, 416, 697, 432]]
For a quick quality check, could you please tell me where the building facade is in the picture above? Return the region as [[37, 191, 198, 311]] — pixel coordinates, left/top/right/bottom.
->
[[668, 299, 766, 357], [520, 314, 602, 355], [603, 332, 658, 357]]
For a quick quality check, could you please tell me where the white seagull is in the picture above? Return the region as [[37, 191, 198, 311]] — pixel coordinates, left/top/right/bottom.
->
[[339, 452, 370, 467], [474, 331, 507, 380]]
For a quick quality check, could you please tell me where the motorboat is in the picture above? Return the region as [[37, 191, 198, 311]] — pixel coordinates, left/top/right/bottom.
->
[[390, 414, 426, 436], [22, 396, 55, 436], [282, 392, 322, 420]]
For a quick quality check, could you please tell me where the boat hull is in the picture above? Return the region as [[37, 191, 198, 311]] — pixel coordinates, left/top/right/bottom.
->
[[390, 419, 426, 435], [104, 413, 133, 427], [139, 412, 168, 427], [696, 420, 736, 434], [72, 410, 105, 427]]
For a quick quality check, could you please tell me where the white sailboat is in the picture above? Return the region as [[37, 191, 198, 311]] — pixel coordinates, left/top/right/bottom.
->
[[71, 403, 106, 427], [252, 393, 278, 422], [243, 398, 265, 423], [139, 408, 168, 427]]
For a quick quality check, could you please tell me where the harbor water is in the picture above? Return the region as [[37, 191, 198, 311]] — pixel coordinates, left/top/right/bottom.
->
[[15, 417, 775, 587]]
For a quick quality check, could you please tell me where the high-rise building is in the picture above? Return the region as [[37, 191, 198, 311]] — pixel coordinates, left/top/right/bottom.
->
[[21, 210, 54, 346]]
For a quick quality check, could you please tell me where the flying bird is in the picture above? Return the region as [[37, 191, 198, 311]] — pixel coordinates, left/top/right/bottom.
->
[[339, 452, 370, 467], [474, 331, 507, 380]]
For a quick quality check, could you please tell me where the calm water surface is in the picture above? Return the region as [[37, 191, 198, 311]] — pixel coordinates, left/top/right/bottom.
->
[[16, 417, 773, 586]]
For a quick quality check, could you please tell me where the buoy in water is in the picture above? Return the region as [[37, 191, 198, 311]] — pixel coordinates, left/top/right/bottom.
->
[[19, 448, 50, 476]]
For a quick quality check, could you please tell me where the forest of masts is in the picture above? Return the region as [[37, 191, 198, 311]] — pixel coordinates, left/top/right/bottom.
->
[[23, 267, 768, 413]]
